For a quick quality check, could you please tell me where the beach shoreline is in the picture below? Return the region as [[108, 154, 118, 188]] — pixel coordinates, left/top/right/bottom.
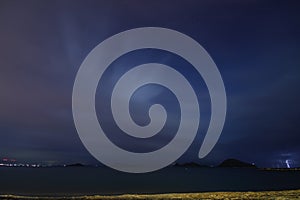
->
[[1, 189, 300, 200]]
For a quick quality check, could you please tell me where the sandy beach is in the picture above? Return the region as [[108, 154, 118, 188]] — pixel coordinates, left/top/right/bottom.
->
[[1, 190, 300, 200]]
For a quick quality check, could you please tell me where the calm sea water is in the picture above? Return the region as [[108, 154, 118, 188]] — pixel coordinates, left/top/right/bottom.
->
[[0, 167, 300, 196]]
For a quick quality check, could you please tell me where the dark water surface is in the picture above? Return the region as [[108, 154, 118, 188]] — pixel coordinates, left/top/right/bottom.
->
[[0, 167, 300, 196]]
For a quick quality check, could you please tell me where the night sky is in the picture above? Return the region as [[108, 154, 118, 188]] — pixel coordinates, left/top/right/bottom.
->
[[0, 0, 299, 168]]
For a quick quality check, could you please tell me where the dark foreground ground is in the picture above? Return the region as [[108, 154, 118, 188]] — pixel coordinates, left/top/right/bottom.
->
[[1, 189, 300, 200]]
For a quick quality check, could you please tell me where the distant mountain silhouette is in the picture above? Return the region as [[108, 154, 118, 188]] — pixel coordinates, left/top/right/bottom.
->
[[218, 159, 257, 168], [65, 163, 85, 167], [174, 162, 210, 168]]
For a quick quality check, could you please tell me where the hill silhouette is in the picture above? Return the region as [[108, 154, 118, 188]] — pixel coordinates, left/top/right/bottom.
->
[[218, 159, 257, 168]]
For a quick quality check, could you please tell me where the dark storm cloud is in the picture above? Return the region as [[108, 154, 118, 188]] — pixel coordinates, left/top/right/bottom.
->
[[219, 66, 300, 167], [0, 0, 299, 167], [0, 0, 90, 164]]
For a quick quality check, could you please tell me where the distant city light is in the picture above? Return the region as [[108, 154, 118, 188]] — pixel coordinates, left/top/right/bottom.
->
[[0, 157, 41, 168]]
